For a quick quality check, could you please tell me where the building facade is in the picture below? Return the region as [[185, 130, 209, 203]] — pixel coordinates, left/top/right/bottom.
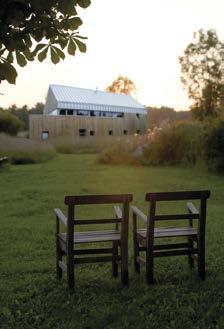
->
[[29, 84, 147, 139]]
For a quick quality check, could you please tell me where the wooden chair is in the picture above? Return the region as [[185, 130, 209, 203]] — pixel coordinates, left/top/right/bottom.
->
[[54, 194, 132, 288], [132, 190, 210, 284]]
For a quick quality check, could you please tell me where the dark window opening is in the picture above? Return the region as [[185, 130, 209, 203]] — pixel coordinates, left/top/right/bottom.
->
[[117, 112, 124, 118], [77, 110, 89, 116], [123, 130, 128, 135], [136, 113, 140, 119], [90, 130, 95, 136], [59, 109, 66, 115], [90, 111, 95, 117], [42, 130, 49, 140], [109, 130, 113, 136], [79, 129, 86, 137], [136, 130, 140, 134], [67, 110, 73, 115]]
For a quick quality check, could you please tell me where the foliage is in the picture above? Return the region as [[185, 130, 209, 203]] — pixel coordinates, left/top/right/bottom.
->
[[147, 106, 190, 129], [142, 122, 203, 166], [1, 102, 44, 131], [0, 111, 21, 135], [1, 154, 224, 329], [0, 0, 91, 84], [179, 29, 224, 120], [105, 75, 137, 96], [0, 133, 56, 164], [204, 118, 224, 172]]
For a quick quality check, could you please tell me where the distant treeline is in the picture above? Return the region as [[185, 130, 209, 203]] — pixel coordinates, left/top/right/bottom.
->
[[0, 103, 44, 131], [0, 103, 190, 132], [147, 106, 190, 129]]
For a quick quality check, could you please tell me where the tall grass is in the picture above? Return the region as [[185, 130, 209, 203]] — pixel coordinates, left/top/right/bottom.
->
[[0, 134, 56, 164]]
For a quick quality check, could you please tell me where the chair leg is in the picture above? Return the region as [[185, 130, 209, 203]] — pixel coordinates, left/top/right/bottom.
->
[[198, 240, 205, 280], [146, 250, 154, 284], [112, 241, 118, 277], [56, 236, 62, 279], [188, 237, 194, 268], [121, 244, 129, 286], [134, 241, 140, 273], [67, 255, 75, 289]]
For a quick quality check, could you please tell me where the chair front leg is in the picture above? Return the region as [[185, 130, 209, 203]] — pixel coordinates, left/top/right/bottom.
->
[[120, 243, 129, 286], [112, 241, 118, 277], [56, 235, 63, 279], [133, 212, 140, 273]]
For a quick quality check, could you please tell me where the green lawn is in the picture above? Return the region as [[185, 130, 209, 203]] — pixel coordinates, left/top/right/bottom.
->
[[1, 154, 224, 329]]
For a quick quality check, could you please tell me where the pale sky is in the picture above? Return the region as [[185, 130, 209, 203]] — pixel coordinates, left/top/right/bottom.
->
[[1, 0, 224, 110]]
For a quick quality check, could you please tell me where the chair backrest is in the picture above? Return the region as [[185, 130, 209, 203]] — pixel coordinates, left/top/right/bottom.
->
[[145, 190, 211, 239], [64, 194, 133, 245]]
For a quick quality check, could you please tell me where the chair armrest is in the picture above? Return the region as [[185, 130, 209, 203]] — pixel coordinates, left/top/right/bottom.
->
[[114, 206, 122, 219], [187, 202, 199, 215], [131, 205, 147, 223], [54, 208, 67, 226]]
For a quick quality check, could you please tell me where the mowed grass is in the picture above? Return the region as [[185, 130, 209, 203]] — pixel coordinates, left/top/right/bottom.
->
[[1, 154, 224, 329]]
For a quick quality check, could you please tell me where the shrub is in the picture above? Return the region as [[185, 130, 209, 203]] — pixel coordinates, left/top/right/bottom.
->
[[204, 118, 224, 173], [0, 134, 56, 164], [0, 111, 21, 135], [141, 121, 203, 166]]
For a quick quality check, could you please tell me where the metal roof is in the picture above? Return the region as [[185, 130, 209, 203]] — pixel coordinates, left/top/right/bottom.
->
[[47, 84, 146, 114]]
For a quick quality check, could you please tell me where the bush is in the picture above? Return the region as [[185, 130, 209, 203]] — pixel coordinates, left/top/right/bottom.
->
[[141, 121, 203, 166], [0, 111, 21, 135], [204, 118, 224, 173], [0, 134, 56, 164]]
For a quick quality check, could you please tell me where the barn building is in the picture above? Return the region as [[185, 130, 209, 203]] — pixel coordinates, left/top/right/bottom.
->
[[29, 84, 147, 139]]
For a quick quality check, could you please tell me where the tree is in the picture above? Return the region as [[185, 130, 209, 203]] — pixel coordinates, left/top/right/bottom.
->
[[0, 0, 91, 84], [105, 75, 137, 96], [179, 29, 224, 120], [0, 111, 21, 135]]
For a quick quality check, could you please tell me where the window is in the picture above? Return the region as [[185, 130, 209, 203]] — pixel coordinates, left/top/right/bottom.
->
[[90, 130, 95, 136], [79, 129, 86, 137], [67, 110, 73, 115], [136, 113, 140, 119], [108, 130, 113, 136], [77, 110, 89, 116], [59, 109, 66, 115], [42, 131, 49, 140], [117, 112, 124, 118], [90, 111, 95, 117], [136, 130, 140, 135], [123, 130, 128, 135]]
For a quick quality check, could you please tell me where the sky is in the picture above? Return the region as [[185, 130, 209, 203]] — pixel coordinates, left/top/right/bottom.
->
[[1, 0, 224, 110]]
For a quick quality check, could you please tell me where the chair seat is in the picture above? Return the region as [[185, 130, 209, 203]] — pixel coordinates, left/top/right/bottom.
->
[[137, 226, 197, 239], [59, 230, 121, 244]]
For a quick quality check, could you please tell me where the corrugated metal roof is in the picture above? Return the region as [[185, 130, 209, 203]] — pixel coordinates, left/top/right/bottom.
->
[[49, 84, 146, 114]]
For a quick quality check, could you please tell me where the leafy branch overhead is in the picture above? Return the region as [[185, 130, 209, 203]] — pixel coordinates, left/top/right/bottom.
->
[[0, 0, 91, 84]]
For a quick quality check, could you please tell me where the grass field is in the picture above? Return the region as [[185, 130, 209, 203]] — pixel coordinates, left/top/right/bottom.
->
[[1, 154, 224, 329]]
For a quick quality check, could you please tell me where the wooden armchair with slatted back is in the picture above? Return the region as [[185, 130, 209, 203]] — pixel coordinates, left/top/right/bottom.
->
[[132, 190, 210, 284], [54, 194, 132, 288]]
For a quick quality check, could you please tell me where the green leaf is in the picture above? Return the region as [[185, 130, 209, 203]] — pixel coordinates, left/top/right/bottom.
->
[[0, 63, 18, 84], [74, 38, 86, 52], [52, 46, 65, 60], [7, 52, 13, 63], [50, 47, 60, 64], [16, 51, 27, 67], [33, 43, 47, 56], [37, 47, 48, 62], [77, 0, 91, 9], [59, 1, 77, 15], [69, 17, 82, 30], [68, 39, 76, 55]]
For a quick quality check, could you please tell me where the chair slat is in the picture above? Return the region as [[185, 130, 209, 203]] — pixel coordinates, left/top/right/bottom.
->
[[65, 194, 132, 205], [146, 190, 210, 201]]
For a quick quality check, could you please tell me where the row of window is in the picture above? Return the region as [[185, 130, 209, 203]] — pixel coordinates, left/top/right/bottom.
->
[[59, 109, 125, 118], [41, 129, 141, 139]]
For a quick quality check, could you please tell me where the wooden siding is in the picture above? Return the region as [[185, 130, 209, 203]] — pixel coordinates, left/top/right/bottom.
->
[[29, 114, 146, 139]]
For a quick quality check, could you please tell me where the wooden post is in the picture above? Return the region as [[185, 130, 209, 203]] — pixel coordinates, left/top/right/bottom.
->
[[67, 203, 75, 288], [198, 195, 207, 280], [146, 196, 156, 284], [120, 201, 129, 286], [133, 211, 140, 273]]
